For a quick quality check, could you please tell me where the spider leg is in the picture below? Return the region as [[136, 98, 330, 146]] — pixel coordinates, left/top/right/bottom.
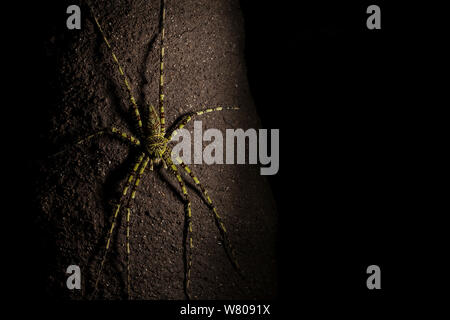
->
[[125, 208, 131, 297], [89, 6, 144, 136], [159, 0, 167, 135], [149, 159, 154, 171], [51, 127, 140, 158], [166, 106, 239, 141], [79, 127, 140, 147], [174, 156, 242, 275], [162, 153, 193, 300], [92, 152, 146, 298], [123, 155, 150, 299]]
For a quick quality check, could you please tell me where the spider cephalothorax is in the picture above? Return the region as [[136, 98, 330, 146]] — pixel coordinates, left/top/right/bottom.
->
[[61, 1, 243, 300], [146, 134, 168, 159], [144, 105, 168, 161]]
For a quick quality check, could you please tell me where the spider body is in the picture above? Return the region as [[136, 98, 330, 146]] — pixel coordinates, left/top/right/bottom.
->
[[146, 134, 167, 161], [60, 1, 243, 299], [146, 136, 168, 160]]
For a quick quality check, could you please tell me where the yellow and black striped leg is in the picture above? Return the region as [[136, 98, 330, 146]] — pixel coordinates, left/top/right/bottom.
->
[[149, 159, 154, 171], [79, 127, 140, 147], [109, 127, 141, 146], [162, 154, 193, 300], [51, 127, 140, 158], [92, 152, 146, 298], [166, 106, 239, 141], [175, 156, 242, 275], [89, 7, 144, 136], [125, 208, 131, 299], [159, 0, 167, 135], [123, 155, 150, 299]]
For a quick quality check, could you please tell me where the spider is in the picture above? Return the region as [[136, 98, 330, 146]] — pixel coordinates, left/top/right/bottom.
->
[[58, 0, 242, 299]]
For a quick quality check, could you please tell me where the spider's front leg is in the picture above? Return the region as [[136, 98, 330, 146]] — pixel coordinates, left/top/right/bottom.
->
[[174, 156, 242, 276], [123, 155, 150, 299], [162, 152, 193, 300], [92, 152, 144, 297]]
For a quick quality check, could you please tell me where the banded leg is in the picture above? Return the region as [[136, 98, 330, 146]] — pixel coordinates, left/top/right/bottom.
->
[[89, 7, 144, 136], [159, 0, 167, 134], [76, 127, 140, 146], [166, 106, 239, 141], [124, 155, 150, 299], [163, 154, 193, 300], [51, 127, 140, 158], [149, 158, 155, 171], [175, 157, 242, 274], [92, 152, 146, 297]]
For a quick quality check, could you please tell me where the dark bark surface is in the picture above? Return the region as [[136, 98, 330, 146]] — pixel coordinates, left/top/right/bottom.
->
[[35, 0, 277, 300]]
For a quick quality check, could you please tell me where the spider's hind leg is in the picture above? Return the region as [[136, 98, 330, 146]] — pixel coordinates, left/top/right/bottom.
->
[[158, 0, 167, 135], [88, 5, 144, 136]]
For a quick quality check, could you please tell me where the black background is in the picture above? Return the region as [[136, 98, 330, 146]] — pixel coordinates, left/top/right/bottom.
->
[[5, 0, 445, 317], [240, 1, 395, 314]]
